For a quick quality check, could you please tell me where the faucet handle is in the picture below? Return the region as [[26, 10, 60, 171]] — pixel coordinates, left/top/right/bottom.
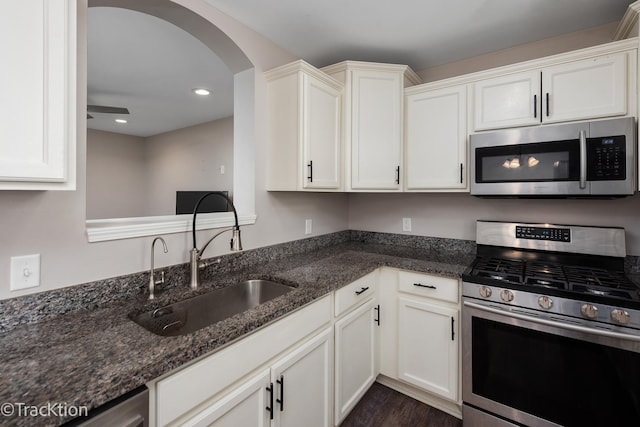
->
[[155, 271, 165, 286]]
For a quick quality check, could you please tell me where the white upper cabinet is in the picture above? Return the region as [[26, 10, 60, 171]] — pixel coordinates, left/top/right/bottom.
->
[[0, 0, 76, 190], [542, 53, 627, 124], [266, 60, 343, 191], [473, 51, 631, 131], [405, 84, 467, 191], [473, 70, 541, 131], [323, 61, 421, 191]]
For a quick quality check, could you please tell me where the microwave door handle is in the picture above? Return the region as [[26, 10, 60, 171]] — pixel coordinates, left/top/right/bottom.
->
[[579, 130, 587, 189]]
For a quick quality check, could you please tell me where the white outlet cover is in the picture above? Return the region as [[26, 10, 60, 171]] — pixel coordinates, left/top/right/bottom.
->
[[305, 219, 312, 235], [10, 254, 41, 291], [402, 217, 412, 232]]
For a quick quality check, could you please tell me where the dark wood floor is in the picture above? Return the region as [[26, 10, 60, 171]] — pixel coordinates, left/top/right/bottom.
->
[[340, 383, 463, 427]]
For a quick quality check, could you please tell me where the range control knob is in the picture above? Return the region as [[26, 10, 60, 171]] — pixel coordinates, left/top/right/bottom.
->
[[581, 304, 599, 319], [500, 289, 514, 302], [479, 286, 492, 298], [538, 296, 553, 310], [611, 309, 631, 325]]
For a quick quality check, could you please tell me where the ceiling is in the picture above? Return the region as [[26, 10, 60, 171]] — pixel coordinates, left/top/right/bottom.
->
[[87, 6, 234, 137], [206, 0, 632, 70], [87, 0, 633, 137]]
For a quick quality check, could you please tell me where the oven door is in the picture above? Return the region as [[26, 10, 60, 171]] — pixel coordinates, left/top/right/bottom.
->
[[462, 299, 640, 427]]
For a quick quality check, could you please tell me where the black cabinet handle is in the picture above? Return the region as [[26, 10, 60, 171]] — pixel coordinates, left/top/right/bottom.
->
[[276, 375, 284, 411], [355, 286, 369, 295], [546, 92, 550, 117], [534, 94, 537, 118], [413, 283, 436, 289], [451, 317, 455, 341], [460, 163, 463, 184], [395, 166, 400, 185], [307, 161, 313, 182], [266, 382, 274, 420], [374, 304, 380, 326]]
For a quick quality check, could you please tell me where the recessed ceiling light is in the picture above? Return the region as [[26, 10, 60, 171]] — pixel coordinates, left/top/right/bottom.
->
[[193, 88, 211, 96], [115, 118, 127, 124]]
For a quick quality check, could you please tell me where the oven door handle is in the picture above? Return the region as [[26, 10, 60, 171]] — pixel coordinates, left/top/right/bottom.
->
[[579, 130, 587, 189], [463, 301, 640, 342]]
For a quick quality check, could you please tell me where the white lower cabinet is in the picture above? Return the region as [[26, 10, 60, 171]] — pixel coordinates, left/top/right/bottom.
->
[[334, 298, 379, 425], [183, 327, 333, 427], [398, 297, 458, 401], [271, 328, 333, 427], [182, 369, 271, 427]]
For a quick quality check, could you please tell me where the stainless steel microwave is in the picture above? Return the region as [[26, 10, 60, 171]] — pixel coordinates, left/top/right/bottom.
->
[[470, 117, 636, 197]]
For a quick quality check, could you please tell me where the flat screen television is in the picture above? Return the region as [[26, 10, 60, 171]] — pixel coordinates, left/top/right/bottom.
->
[[176, 191, 229, 215]]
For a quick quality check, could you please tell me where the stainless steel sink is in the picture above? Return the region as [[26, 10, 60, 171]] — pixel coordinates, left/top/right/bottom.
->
[[132, 279, 294, 336]]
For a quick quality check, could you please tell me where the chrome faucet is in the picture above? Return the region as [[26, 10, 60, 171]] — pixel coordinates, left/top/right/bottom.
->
[[149, 236, 168, 300], [190, 192, 243, 290]]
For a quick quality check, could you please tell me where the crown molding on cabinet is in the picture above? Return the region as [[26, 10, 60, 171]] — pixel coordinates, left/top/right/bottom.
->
[[613, 1, 640, 41], [264, 59, 344, 90], [321, 60, 422, 86]]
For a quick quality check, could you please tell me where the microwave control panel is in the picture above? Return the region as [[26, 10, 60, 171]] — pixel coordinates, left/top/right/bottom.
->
[[516, 226, 571, 242], [587, 135, 626, 181]]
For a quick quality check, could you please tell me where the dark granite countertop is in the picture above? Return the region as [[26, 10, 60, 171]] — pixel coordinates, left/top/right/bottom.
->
[[0, 237, 475, 426]]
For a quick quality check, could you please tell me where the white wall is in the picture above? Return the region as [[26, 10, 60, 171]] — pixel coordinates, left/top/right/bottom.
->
[[0, 0, 349, 300], [86, 129, 148, 219], [417, 21, 619, 83], [145, 117, 234, 215], [348, 193, 640, 255], [87, 118, 234, 219]]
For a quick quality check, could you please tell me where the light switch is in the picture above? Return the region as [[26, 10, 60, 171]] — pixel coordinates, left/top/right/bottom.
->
[[305, 219, 312, 235], [10, 254, 40, 291]]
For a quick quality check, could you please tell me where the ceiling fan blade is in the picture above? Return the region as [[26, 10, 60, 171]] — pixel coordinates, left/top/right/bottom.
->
[[87, 105, 130, 114]]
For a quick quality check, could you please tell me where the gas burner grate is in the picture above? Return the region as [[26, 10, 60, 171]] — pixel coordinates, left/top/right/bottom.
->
[[471, 257, 523, 283], [524, 262, 567, 289], [564, 265, 634, 289]]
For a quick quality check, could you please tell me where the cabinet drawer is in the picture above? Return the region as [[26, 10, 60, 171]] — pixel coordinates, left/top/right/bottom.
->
[[334, 271, 378, 317], [397, 271, 458, 303]]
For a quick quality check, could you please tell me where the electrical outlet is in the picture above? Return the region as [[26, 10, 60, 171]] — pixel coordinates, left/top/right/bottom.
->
[[219, 165, 225, 175], [402, 217, 412, 232], [305, 219, 312, 235], [10, 254, 40, 291]]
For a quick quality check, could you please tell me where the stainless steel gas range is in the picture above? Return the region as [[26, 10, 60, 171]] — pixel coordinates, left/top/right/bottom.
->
[[461, 221, 640, 427]]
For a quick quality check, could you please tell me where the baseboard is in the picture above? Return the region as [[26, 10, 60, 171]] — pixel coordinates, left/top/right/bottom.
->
[[375, 375, 462, 420]]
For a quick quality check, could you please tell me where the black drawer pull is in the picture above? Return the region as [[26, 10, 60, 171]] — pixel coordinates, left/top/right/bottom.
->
[[276, 375, 284, 411], [374, 304, 380, 326], [413, 283, 436, 289], [266, 382, 274, 420], [355, 286, 370, 295], [451, 317, 455, 341]]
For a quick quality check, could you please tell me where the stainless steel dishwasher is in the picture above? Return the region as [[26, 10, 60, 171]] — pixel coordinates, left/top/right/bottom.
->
[[64, 386, 148, 427]]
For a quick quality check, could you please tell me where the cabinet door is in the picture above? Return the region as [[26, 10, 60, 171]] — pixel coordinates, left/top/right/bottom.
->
[[272, 327, 333, 427], [182, 369, 271, 427], [334, 298, 378, 424], [405, 85, 467, 190], [0, 0, 75, 188], [542, 53, 627, 124], [398, 297, 458, 401], [350, 69, 403, 190], [473, 70, 540, 131], [303, 75, 341, 189]]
